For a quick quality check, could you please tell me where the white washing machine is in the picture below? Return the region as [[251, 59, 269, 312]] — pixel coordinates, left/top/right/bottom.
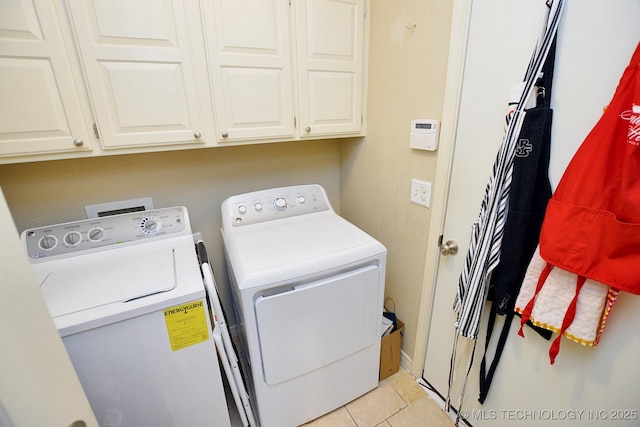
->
[[22, 206, 231, 427], [221, 184, 387, 427]]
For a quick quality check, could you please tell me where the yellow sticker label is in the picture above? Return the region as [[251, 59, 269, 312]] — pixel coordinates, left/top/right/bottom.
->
[[164, 300, 210, 351]]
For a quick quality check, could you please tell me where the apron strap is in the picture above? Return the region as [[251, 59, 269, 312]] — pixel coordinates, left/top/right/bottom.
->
[[479, 307, 515, 403], [518, 262, 553, 337], [548, 275, 587, 364]]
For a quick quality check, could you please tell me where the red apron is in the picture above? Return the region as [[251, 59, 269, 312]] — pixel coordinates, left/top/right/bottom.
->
[[517, 41, 640, 363], [540, 41, 640, 293]]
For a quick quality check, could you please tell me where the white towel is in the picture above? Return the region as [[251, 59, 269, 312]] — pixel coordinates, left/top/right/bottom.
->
[[515, 246, 618, 348]]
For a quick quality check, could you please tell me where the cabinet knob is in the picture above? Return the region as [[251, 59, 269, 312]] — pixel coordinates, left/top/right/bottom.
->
[[305, 127, 311, 133], [193, 131, 202, 139], [222, 132, 229, 138], [73, 138, 84, 147]]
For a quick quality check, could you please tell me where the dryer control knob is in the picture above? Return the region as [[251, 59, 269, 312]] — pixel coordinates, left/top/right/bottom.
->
[[141, 217, 161, 234], [274, 197, 287, 211], [297, 196, 306, 204]]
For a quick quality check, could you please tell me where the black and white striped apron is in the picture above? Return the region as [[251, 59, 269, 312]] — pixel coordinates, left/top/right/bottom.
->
[[445, 1, 564, 424]]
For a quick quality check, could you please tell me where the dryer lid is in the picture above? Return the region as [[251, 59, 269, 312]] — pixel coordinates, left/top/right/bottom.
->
[[223, 213, 386, 288], [40, 247, 177, 319]]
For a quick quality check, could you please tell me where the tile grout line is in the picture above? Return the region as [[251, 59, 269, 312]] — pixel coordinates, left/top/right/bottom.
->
[[415, 377, 464, 425], [347, 378, 407, 427]]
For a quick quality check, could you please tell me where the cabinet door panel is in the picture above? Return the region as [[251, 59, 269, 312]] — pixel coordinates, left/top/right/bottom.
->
[[68, 0, 207, 148], [89, 0, 177, 45], [204, 0, 295, 141], [308, 71, 355, 124], [222, 67, 289, 129], [296, 0, 364, 137], [307, 0, 356, 59], [0, 0, 92, 157], [98, 61, 191, 134]]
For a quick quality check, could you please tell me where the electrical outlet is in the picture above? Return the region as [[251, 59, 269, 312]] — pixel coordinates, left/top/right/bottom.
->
[[410, 179, 431, 208]]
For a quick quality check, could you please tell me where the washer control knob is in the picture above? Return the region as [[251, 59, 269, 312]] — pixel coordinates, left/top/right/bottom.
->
[[273, 197, 287, 211], [39, 234, 58, 250], [297, 196, 306, 204], [254, 203, 263, 212], [88, 227, 104, 242], [238, 205, 247, 214], [64, 231, 82, 246]]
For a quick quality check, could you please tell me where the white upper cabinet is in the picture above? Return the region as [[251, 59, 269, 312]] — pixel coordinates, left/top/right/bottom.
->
[[205, 0, 368, 142], [295, 0, 366, 137], [0, 0, 93, 157], [0, 0, 369, 163], [66, 0, 212, 149], [203, 0, 296, 142]]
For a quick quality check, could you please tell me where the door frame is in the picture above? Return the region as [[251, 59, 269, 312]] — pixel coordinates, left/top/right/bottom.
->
[[410, 0, 472, 378]]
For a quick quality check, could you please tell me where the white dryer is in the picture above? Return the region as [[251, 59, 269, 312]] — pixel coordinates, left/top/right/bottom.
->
[[221, 184, 387, 427], [22, 207, 230, 427]]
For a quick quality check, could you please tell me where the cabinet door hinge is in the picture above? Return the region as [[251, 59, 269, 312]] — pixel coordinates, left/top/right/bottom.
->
[[294, 116, 297, 128], [93, 123, 100, 139], [361, 115, 364, 124]]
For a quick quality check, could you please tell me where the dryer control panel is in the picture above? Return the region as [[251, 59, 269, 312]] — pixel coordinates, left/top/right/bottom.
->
[[222, 184, 332, 228], [22, 206, 189, 260]]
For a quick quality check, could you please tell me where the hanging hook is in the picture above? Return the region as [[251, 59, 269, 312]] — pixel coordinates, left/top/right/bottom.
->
[[406, 21, 417, 30]]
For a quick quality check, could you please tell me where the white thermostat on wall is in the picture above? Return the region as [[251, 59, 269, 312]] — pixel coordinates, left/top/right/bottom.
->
[[409, 119, 439, 151]]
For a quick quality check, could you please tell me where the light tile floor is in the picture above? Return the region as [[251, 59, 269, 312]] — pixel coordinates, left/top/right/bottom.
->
[[303, 369, 454, 427], [227, 369, 454, 427]]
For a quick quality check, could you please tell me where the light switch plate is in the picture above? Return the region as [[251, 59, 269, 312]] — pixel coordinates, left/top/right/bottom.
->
[[410, 179, 431, 208]]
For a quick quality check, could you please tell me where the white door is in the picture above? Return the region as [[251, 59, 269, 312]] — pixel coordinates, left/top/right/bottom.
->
[[67, 0, 210, 149], [0, 0, 92, 157], [203, 0, 295, 142], [0, 187, 98, 427], [422, 1, 640, 425], [295, 0, 365, 137]]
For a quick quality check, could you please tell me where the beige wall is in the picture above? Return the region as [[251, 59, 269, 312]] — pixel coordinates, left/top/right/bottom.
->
[[341, 0, 453, 366], [0, 140, 342, 317]]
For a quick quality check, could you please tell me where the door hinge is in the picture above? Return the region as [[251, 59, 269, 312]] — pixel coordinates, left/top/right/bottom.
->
[[361, 115, 364, 124], [294, 116, 297, 128], [92, 123, 100, 139]]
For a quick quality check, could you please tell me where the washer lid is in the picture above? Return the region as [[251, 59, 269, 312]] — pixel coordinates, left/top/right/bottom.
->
[[40, 247, 177, 319]]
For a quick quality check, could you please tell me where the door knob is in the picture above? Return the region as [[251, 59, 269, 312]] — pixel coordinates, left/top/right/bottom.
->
[[439, 240, 459, 256]]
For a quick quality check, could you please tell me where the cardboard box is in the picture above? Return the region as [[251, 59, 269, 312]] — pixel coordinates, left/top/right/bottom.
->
[[379, 319, 404, 381]]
